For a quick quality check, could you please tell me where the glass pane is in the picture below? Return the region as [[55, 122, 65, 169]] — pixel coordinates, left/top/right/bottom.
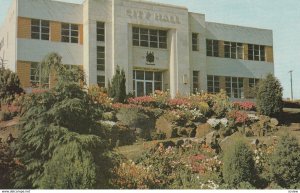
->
[[31, 33, 40, 39], [41, 20, 49, 27], [97, 65, 105, 71], [62, 23, 69, 30], [61, 30, 69, 36], [155, 82, 162, 91], [97, 35, 105, 42], [150, 42, 158, 48], [71, 24, 78, 30], [31, 26, 40, 33], [146, 82, 153, 95], [61, 36, 69, 42], [41, 34, 49, 40], [155, 72, 162, 81], [136, 71, 144, 80], [137, 82, 144, 97], [71, 31, 79, 37], [145, 72, 153, 80], [71, 37, 78, 43], [41, 27, 49, 33]]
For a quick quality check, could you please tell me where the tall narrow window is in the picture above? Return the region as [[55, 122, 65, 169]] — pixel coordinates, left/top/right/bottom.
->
[[61, 23, 79, 43], [97, 75, 105, 88], [192, 33, 199, 51], [132, 27, 167, 49], [206, 39, 219, 57], [207, 75, 220, 94], [97, 46, 105, 71], [97, 22, 105, 42], [193, 71, 199, 93], [31, 19, 50, 40]]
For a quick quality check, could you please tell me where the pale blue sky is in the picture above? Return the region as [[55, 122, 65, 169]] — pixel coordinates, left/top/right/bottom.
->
[[0, 0, 299, 99]]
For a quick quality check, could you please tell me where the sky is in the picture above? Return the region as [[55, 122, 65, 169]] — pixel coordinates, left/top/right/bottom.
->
[[0, 0, 299, 99]]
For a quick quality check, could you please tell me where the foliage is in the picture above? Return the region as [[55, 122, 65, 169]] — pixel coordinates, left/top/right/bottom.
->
[[222, 140, 257, 188], [88, 85, 113, 110], [13, 54, 118, 189], [110, 123, 136, 147], [0, 67, 23, 103], [256, 74, 283, 116], [0, 143, 18, 189], [211, 90, 231, 118], [108, 66, 126, 103], [270, 134, 300, 189], [227, 110, 249, 125]]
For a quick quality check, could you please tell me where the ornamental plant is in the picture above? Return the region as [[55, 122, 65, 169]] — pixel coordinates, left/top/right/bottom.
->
[[256, 74, 283, 116], [0, 67, 23, 103], [270, 134, 300, 189], [222, 139, 257, 188], [108, 66, 126, 103], [233, 101, 256, 111]]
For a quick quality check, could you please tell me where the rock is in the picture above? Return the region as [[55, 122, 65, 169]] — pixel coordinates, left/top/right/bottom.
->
[[251, 139, 260, 146], [270, 118, 279, 126], [195, 123, 212, 139], [156, 116, 175, 139], [205, 131, 219, 147]]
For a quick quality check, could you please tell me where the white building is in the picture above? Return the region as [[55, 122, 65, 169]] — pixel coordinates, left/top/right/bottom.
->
[[0, 0, 274, 98]]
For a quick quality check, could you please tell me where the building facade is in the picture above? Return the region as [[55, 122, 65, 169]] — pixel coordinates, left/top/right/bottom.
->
[[0, 0, 274, 98]]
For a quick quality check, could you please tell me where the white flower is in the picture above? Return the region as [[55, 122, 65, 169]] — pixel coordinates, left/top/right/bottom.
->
[[207, 118, 221, 128], [220, 118, 228, 126]]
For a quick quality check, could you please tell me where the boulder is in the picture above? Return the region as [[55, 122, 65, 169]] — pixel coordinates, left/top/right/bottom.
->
[[270, 118, 279, 126], [156, 116, 176, 139], [195, 123, 212, 139]]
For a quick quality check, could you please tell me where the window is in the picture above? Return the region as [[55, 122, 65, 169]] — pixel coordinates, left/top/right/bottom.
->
[[97, 75, 105, 87], [207, 75, 220, 94], [61, 23, 79, 43], [249, 78, 260, 88], [31, 19, 50, 40], [206, 39, 219, 57], [132, 27, 167, 49], [192, 33, 199, 51], [30, 62, 49, 87], [97, 46, 105, 71], [225, 77, 244, 98], [224, 41, 244, 59], [133, 70, 163, 97], [193, 71, 199, 93], [248, 44, 265, 61], [97, 22, 105, 42]]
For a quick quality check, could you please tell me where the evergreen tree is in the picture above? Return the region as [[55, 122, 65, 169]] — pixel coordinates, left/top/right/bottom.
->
[[13, 53, 118, 189], [222, 140, 257, 188], [270, 134, 300, 189], [108, 66, 126, 103], [0, 67, 23, 103], [256, 74, 283, 116]]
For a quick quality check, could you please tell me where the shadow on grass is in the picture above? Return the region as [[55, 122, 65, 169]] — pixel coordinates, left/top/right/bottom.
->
[[276, 108, 300, 125]]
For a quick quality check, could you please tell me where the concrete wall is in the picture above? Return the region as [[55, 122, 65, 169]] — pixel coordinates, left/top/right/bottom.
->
[[189, 13, 207, 91]]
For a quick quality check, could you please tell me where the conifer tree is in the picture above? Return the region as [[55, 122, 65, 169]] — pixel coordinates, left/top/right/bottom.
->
[[108, 66, 126, 103]]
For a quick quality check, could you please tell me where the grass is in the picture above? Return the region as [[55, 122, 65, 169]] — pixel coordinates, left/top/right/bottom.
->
[[115, 138, 183, 161]]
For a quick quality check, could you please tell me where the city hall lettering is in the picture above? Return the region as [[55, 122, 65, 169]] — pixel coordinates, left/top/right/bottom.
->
[[126, 9, 180, 24]]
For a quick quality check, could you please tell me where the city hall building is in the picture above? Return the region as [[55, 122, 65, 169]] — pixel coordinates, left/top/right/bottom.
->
[[0, 0, 274, 98]]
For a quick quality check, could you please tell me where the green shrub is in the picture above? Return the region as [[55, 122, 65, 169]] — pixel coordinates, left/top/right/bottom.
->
[[111, 123, 136, 147], [198, 102, 210, 116], [0, 67, 23, 103], [256, 74, 283, 116], [116, 107, 153, 140], [108, 66, 126, 103], [0, 111, 11, 122], [270, 134, 300, 189], [222, 140, 257, 188], [212, 90, 231, 118]]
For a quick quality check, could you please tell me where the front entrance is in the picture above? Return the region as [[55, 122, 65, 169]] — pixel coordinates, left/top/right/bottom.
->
[[133, 70, 163, 97]]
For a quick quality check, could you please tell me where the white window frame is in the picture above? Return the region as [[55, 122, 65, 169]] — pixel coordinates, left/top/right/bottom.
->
[[132, 27, 167, 49], [248, 44, 266, 61], [192, 33, 199, 51], [31, 19, 50, 41], [61, 23, 79, 44], [207, 75, 220, 94]]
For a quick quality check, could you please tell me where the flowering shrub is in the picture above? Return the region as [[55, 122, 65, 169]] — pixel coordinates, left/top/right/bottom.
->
[[207, 118, 228, 129], [227, 110, 249, 125], [233, 101, 256, 111], [88, 86, 113, 109], [211, 90, 231, 118], [113, 141, 223, 189], [127, 96, 155, 106]]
